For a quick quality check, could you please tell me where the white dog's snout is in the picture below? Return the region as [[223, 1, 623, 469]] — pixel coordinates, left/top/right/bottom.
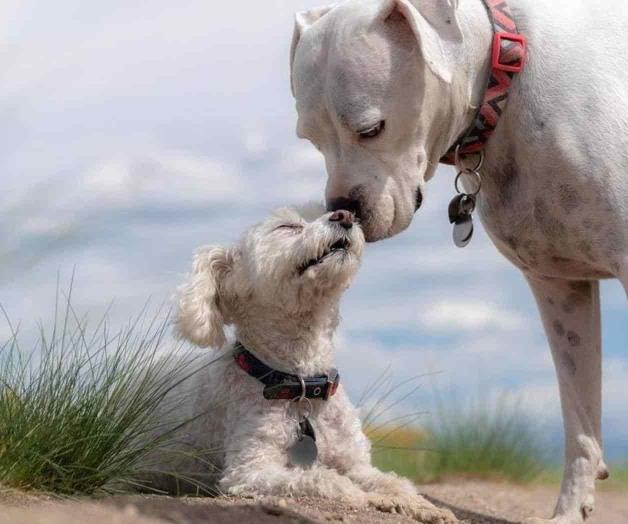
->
[[327, 196, 360, 218]]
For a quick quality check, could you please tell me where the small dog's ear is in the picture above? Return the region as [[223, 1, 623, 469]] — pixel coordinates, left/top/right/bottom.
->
[[174, 246, 235, 349], [290, 5, 335, 95], [381, 0, 463, 84]]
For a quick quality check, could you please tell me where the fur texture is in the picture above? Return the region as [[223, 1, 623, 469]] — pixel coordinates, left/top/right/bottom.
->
[[160, 205, 456, 524], [289, 1, 628, 522]]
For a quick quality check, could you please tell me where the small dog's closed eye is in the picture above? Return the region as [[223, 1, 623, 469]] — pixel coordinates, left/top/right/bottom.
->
[[145, 203, 456, 523]]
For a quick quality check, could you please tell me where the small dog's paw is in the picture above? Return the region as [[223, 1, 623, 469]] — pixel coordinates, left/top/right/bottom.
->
[[407, 505, 458, 524], [368, 494, 458, 523], [375, 474, 421, 498], [342, 494, 368, 510], [222, 483, 259, 499]]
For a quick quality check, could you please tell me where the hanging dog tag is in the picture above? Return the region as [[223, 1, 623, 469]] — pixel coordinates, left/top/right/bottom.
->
[[449, 194, 476, 248], [288, 417, 318, 468], [448, 194, 466, 224], [453, 215, 474, 248]]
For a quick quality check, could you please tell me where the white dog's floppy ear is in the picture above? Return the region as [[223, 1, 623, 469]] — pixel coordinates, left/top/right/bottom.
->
[[290, 5, 335, 95], [382, 0, 463, 84], [175, 246, 234, 349]]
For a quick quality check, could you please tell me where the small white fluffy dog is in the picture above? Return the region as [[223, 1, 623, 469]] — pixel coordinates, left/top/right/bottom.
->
[[161, 204, 456, 524]]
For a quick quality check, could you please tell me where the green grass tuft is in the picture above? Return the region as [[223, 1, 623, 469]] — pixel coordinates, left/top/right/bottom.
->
[[0, 290, 207, 495], [421, 396, 545, 482], [368, 387, 545, 484]]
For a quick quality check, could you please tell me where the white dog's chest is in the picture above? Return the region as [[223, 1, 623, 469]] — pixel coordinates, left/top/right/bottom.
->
[[476, 167, 618, 280]]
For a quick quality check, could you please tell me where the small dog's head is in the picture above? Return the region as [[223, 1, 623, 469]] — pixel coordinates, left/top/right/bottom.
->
[[174, 204, 364, 348]]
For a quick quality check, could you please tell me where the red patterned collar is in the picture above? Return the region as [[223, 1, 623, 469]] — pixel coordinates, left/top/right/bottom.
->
[[233, 343, 340, 401], [441, 0, 527, 165]]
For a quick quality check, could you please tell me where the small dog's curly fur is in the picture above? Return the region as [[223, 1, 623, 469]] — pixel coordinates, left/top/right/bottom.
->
[[156, 204, 456, 523]]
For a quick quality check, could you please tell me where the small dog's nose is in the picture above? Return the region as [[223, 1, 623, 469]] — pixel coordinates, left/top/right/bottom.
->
[[329, 210, 354, 229], [327, 197, 359, 216]]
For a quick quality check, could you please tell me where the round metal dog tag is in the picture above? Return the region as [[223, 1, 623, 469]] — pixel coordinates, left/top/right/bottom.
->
[[288, 435, 318, 468], [453, 216, 474, 248]]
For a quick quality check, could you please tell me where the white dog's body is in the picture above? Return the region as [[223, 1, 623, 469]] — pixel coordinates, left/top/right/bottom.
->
[[290, 1, 627, 523], [162, 206, 456, 524]]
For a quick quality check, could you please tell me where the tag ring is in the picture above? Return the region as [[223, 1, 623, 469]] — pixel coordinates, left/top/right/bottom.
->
[[455, 169, 482, 197], [295, 376, 306, 403], [454, 146, 485, 172], [296, 397, 313, 421]]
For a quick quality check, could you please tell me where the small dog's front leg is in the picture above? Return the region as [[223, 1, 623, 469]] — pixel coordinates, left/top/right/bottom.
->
[[220, 462, 368, 503], [321, 392, 457, 523], [346, 464, 416, 496], [219, 434, 368, 504], [347, 465, 458, 524], [524, 276, 607, 524]]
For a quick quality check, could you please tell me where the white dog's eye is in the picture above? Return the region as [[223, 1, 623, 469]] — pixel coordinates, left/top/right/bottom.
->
[[358, 120, 385, 140], [275, 224, 303, 232]]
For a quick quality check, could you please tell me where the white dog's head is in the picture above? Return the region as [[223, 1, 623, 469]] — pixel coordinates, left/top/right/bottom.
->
[[175, 204, 364, 349], [291, 0, 472, 241]]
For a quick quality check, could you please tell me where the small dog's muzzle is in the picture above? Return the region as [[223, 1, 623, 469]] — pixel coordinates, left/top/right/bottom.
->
[[328, 210, 354, 230]]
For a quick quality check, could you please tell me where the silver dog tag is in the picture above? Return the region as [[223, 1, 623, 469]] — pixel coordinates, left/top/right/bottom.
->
[[453, 215, 474, 248], [288, 435, 318, 468], [288, 418, 318, 468], [448, 193, 476, 248]]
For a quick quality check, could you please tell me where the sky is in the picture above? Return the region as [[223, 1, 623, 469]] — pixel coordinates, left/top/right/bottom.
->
[[0, 1, 626, 460]]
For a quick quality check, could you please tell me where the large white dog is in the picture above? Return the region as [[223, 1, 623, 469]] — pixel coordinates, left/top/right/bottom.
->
[[166, 205, 456, 523], [289, 1, 628, 523]]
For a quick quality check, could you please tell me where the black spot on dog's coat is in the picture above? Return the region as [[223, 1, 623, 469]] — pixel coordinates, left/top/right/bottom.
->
[[552, 256, 571, 265], [562, 300, 576, 314], [493, 162, 519, 207], [567, 331, 581, 347], [568, 281, 589, 295], [558, 185, 581, 213], [534, 199, 567, 239], [561, 287, 589, 314], [553, 320, 565, 337]]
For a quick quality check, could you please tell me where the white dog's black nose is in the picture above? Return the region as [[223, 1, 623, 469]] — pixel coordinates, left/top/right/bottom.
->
[[329, 210, 354, 230]]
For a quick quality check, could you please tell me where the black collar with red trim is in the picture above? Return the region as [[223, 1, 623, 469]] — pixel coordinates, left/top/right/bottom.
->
[[441, 0, 527, 165], [233, 342, 340, 401]]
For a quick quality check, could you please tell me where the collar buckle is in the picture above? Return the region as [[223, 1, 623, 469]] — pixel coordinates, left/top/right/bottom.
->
[[324, 369, 339, 401], [492, 32, 527, 73]]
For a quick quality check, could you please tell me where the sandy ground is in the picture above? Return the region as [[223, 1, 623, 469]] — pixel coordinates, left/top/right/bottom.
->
[[0, 481, 626, 524]]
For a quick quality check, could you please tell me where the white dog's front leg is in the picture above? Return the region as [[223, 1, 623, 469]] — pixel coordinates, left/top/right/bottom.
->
[[524, 276, 607, 524], [617, 256, 628, 297]]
